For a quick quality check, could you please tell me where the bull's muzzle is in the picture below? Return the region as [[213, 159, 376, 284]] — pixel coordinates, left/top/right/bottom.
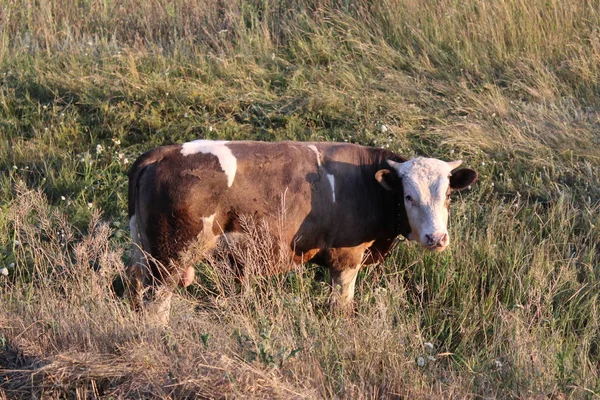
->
[[424, 232, 449, 251]]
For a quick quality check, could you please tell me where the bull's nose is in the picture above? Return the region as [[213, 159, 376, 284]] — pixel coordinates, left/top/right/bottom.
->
[[425, 233, 449, 248]]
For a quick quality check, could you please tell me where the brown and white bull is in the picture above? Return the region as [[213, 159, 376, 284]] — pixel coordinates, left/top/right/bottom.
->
[[127, 140, 477, 320]]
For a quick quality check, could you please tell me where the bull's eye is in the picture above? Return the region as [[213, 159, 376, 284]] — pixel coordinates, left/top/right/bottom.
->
[[404, 195, 413, 203]]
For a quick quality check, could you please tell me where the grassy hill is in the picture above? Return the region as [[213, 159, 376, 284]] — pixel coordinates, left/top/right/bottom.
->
[[1, 0, 599, 398]]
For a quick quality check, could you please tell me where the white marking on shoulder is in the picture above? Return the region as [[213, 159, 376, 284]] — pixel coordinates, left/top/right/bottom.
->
[[307, 144, 322, 167], [181, 140, 237, 187], [327, 173, 335, 202]]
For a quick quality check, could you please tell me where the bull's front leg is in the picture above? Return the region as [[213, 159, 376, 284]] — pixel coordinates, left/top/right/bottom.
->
[[329, 265, 362, 312], [325, 245, 371, 313]]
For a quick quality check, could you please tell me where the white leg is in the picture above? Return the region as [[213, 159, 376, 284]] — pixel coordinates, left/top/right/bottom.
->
[[330, 264, 361, 312]]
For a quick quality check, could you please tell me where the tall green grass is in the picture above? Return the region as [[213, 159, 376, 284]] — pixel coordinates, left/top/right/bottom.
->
[[1, 0, 599, 397]]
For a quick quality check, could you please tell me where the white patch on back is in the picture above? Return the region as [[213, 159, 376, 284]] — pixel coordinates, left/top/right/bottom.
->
[[181, 140, 237, 187], [327, 173, 336, 202], [307, 144, 322, 167]]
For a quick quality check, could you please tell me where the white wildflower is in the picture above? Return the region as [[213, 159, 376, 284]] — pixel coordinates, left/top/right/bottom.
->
[[9, 263, 14, 269], [96, 144, 104, 155], [417, 357, 425, 367], [374, 287, 388, 295], [495, 359, 503, 368], [61, 196, 66, 201], [123, 158, 129, 165], [0, 267, 8, 276], [87, 202, 93, 209], [14, 240, 19, 247], [112, 138, 121, 146], [208, 125, 213, 132], [12, 165, 17, 169], [380, 124, 388, 133], [424, 342, 434, 351]]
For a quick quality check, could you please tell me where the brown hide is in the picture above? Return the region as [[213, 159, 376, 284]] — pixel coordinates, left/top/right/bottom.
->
[[128, 141, 410, 313]]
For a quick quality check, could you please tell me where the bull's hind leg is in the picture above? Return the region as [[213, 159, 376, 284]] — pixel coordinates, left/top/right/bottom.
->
[[126, 251, 146, 311], [126, 216, 149, 311], [126, 241, 173, 325], [127, 215, 178, 325]]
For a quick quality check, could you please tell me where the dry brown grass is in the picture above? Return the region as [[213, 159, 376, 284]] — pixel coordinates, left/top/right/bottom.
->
[[2, 182, 599, 398]]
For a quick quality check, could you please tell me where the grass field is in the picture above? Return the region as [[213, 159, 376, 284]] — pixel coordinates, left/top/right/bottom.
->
[[1, 0, 600, 398]]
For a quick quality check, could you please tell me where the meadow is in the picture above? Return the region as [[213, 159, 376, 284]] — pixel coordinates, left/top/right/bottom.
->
[[1, 0, 599, 397]]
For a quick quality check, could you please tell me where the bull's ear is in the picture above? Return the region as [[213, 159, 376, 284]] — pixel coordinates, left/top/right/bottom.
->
[[447, 160, 463, 170], [450, 168, 477, 191], [375, 169, 401, 191]]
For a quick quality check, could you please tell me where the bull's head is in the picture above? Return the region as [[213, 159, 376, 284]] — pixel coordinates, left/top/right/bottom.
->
[[376, 157, 477, 251]]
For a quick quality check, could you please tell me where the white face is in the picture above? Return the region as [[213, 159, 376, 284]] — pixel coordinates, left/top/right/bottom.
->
[[388, 158, 463, 251]]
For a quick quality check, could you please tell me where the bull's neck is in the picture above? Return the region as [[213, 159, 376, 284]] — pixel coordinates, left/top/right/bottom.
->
[[364, 148, 411, 240]]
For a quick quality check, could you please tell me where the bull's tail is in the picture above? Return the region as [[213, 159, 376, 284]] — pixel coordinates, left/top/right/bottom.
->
[[128, 149, 163, 219], [126, 149, 165, 311], [126, 146, 192, 324]]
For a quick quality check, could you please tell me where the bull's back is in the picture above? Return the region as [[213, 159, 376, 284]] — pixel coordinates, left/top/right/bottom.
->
[[131, 141, 322, 263]]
